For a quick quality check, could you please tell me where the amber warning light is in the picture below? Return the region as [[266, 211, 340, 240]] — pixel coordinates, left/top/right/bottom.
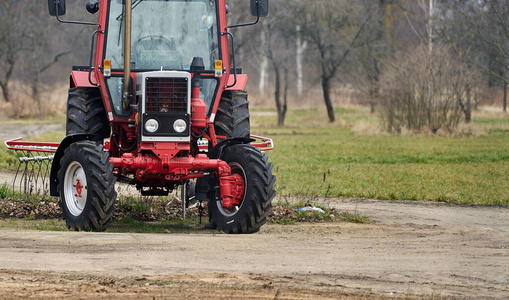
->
[[215, 60, 222, 78], [103, 59, 111, 77]]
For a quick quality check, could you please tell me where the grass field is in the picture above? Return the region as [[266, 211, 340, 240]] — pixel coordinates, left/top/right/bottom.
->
[[252, 106, 509, 206], [1, 105, 508, 206]]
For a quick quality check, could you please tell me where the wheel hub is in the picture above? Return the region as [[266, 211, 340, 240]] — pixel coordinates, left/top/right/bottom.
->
[[229, 173, 245, 208], [74, 180, 83, 197], [64, 161, 88, 216], [219, 162, 246, 214]]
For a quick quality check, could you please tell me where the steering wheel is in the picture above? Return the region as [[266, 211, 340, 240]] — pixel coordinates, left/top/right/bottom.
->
[[133, 35, 175, 57]]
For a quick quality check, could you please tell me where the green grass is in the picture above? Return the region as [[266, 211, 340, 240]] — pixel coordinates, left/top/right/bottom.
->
[[0, 218, 68, 231], [0, 183, 12, 198], [251, 108, 509, 206], [0, 114, 66, 125], [472, 117, 508, 125], [0, 145, 18, 170], [25, 130, 66, 143]]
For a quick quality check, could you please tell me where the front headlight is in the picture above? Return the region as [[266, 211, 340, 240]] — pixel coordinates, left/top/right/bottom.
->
[[173, 119, 187, 133], [145, 118, 159, 133]]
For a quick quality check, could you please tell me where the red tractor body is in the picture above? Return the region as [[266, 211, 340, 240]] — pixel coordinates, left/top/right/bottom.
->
[[42, 0, 275, 233]]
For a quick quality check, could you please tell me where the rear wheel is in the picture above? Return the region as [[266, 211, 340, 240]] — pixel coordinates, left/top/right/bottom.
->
[[67, 87, 109, 142], [209, 144, 275, 234], [57, 141, 116, 231], [214, 90, 250, 139]]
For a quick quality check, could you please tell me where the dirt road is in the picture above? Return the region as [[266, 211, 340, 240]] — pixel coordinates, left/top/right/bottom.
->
[[0, 123, 63, 142], [0, 198, 507, 299]]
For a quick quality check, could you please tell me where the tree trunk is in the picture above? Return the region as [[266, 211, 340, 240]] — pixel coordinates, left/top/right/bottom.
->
[[259, 31, 268, 98], [368, 78, 376, 114], [504, 80, 507, 113], [371, 58, 380, 114], [427, 0, 434, 128], [0, 60, 16, 103], [259, 56, 268, 98], [295, 25, 307, 99], [273, 64, 283, 126], [31, 74, 42, 116], [0, 83, 9, 103], [465, 84, 471, 123], [282, 36, 289, 126], [321, 77, 335, 123]]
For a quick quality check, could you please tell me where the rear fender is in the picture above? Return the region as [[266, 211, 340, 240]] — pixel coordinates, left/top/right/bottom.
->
[[70, 70, 97, 88], [225, 74, 248, 91], [208, 137, 253, 159], [50, 134, 95, 196]]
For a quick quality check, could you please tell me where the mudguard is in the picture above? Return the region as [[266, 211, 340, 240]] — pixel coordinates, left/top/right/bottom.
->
[[208, 137, 254, 159], [225, 74, 248, 91], [70, 70, 97, 88]]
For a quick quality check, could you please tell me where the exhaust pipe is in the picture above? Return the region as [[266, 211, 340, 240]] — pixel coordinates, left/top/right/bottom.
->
[[122, 0, 132, 111]]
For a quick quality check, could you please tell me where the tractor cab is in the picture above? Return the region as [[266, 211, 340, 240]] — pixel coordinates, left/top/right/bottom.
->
[[104, 0, 221, 116]]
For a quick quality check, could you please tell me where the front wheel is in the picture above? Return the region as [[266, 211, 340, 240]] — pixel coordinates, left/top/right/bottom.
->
[[57, 141, 117, 231], [209, 144, 275, 234]]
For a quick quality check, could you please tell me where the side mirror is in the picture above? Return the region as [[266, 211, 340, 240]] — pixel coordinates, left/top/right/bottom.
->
[[250, 0, 269, 17], [48, 0, 66, 16]]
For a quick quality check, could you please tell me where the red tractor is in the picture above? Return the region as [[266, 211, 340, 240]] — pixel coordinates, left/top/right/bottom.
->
[[45, 0, 275, 233]]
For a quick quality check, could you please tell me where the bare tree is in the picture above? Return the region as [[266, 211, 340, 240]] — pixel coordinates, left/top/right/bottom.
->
[[0, 1, 29, 103], [0, 0, 91, 110], [379, 45, 477, 133], [470, 1, 509, 112], [23, 3, 82, 113], [290, 0, 374, 122], [440, 0, 509, 112], [260, 9, 291, 126], [351, 0, 393, 114]]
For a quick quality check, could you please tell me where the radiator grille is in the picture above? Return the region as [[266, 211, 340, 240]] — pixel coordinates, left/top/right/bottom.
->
[[145, 77, 187, 112]]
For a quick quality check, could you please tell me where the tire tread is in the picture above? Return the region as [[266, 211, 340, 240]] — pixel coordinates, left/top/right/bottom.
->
[[66, 87, 109, 142], [209, 144, 275, 234]]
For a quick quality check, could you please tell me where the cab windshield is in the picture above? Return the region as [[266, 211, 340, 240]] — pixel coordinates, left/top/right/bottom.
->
[[105, 0, 220, 71]]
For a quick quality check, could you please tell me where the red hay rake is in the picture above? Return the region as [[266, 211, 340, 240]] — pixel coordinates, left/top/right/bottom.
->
[[4, 138, 59, 196]]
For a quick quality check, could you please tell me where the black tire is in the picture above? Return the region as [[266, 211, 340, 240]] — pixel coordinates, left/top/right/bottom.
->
[[67, 87, 109, 142], [57, 141, 117, 231], [209, 144, 275, 234], [215, 90, 250, 139]]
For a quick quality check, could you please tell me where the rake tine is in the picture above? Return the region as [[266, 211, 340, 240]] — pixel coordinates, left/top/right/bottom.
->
[[34, 151, 42, 195], [11, 149, 55, 198], [6, 138, 57, 199], [13, 150, 23, 197], [28, 151, 37, 196]]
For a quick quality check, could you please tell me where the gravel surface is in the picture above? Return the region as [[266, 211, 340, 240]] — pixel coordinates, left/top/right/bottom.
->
[[0, 197, 507, 299]]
